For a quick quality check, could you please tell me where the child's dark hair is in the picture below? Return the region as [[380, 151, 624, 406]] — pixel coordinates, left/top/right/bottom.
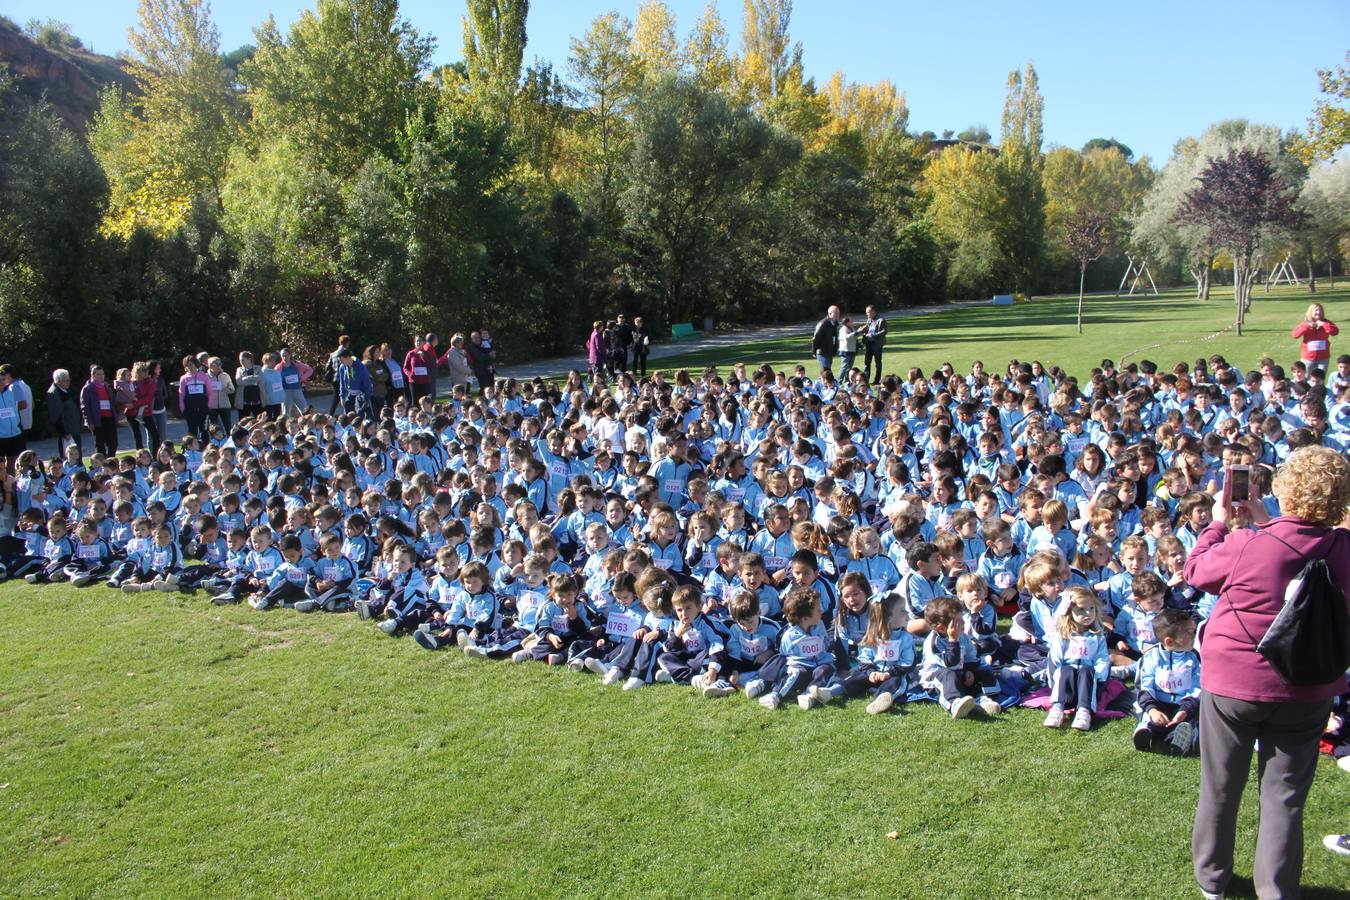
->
[[782, 586, 821, 624], [1131, 570, 1166, 601], [548, 572, 580, 596], [1152, 608, 1196, 644], [923, 595, 963, 629], [276, 534, 302, 553], [729, 589, 760, 623], [906, 541, 938, 570]]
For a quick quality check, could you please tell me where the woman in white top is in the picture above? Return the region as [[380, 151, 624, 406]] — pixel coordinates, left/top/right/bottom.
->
[[838, 317, 858, 375]]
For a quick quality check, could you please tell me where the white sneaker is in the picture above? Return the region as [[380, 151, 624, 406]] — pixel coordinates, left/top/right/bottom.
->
[[249, 595, 270, 610], [71, 572, 94, 587], [621, 676, 644, 691], [797, 692, 816, 710], [122, 581, 146, 593], [1322, 833, 1350, 857], [1071, 707, 1093, 731], [456, 631, 471, 649], [463, 645, 487, 658], [743, 679, 766, 700], [808, 685, 830, 704], [567, 657, 586, 673], [978, 697, 1002, 716], [1043, 705, 1065, 728], [584, 657, 607, 675], [951, 695, 976, 719], [758, 693, 781, 710], [866, 692, 895, 715], [1338, 756, 1350, 774], [702, 680, 735, 699], [654, 669, 674, 684], [510, 649, 530, 664], [155, 577, 178, 592], [601, 667, 624, 686]]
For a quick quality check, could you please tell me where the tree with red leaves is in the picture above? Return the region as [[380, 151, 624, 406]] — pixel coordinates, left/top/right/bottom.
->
[[1174, 147, 1301, 334], [1063, 209, 1110, 333]]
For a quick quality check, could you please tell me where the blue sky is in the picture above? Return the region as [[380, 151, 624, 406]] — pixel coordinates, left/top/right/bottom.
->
[[8, 0, 1347, 162]]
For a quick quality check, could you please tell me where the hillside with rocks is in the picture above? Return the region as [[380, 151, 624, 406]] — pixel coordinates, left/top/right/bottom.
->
[[0, 17, 137, 138]]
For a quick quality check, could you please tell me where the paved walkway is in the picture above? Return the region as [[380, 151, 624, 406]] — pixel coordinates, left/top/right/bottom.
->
[[22, 300, 983, 458]]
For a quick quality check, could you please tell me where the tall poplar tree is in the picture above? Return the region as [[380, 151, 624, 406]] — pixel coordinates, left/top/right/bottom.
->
[[993, 62, 1045, 294]]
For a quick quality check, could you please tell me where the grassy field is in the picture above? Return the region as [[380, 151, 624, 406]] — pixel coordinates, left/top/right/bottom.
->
[[649, 282, 1349, 381], [4, 283, 1350, 898]]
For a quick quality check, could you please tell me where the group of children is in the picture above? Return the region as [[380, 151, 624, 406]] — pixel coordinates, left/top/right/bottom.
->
[[6, 347, 1350, 755]]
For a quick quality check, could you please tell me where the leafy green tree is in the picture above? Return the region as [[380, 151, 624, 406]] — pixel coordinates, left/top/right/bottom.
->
[[462, 0, 528, 124], [567, 11, 638, 231], [683, 3, 732, 93], [993, 62, 1045, 295], [1296, 52, 1349, 163], [631, 1, 680, 81], [735, 0, 801, 108], [621, 75, 799, 324]]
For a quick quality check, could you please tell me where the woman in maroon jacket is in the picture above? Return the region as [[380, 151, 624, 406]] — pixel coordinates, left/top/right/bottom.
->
[[79, 364, 118, 457], [1185, 445, 1350, 899]]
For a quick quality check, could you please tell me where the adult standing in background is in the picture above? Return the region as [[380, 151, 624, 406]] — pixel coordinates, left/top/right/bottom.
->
[[467, 331, 495, 393], [811, 305, 841, 377], [1291, 303, 1338, 369], [1185, 446, 1350, 900], [443, 335, 473, 392], [234, 352, 265, 421], [403, 338, 434, 401], [613, 314, 634, 372], [365, 345, 390, 411], [178, 356, 215, 443], [45, 369, 81, 457], [325, 335, 351, 414], [79, 364, 118, 457], [0, 364, 28, 466], [425, 333, 442, 401], [378, 343, 409, 405], [863, 304, 888, 385], [147, 361, 169, 442], [206, 357, 235, 432], [586, 322, 607, 380], [632, 317, 651, 378], [275, 347, 312, 416]]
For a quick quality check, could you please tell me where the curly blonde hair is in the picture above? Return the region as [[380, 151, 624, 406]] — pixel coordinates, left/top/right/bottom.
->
[[1273, 446, 1350, 526]]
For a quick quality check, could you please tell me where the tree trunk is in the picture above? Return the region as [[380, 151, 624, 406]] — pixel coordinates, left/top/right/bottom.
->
[[1076, 264, 1086, 333], [1200, 254, 1213, 301], [1307, 251, 1317, 293]]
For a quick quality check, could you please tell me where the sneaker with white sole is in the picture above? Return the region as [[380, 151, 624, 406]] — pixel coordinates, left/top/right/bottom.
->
[[510, 648, 529, 663], [584, 657, 608, 675], [122, 581, 147, 593], [622, 676, 644, 691], [1322, 833, 1350, 857], [71, 572, 94, 588], [602, 667, 624, 686], [1168, 721, 1196, 756], [248, 595, 270, 611], [293, 599, 319, 613], [354, 599, 372, 620], [866, 692, 895, 715], [1133, 720, 1154, 752], [977, 697, 1002, 716], [743, 679, 766, 700], [951, 695, 976, 719], [414, 630, 441, 651], [654, 669, 674, 684], [1043, 704, 1065, 728], [464, 645, 488, 658], [758, 692, 781, 710], [212, 592, 236, 605], [1071, 707, 1093, 731], [24, 573, 41, 584], [155, 578, 179, 593], [567, 657, 586, 673], [456, 630, 471, 649], [702, 680, 735, 699], [377, 618, 399, 634], [797, 692, 816, 710]]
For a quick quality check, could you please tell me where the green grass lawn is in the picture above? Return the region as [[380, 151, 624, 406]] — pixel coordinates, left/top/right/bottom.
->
[[5, 283, 1350, 897], [650, 282, 1350, 381], [1, 582, 1346, 898]]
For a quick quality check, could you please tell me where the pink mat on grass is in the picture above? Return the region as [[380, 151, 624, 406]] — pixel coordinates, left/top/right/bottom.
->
[[1018, 678, 1130, 717]]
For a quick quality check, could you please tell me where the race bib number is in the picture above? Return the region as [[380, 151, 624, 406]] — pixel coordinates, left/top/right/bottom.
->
[[77, 545, 99, 559], [413, 367, 427, 376], [99, 400, 112, 412], [1155, 667, 1189, 693], [937, 513, 952, 530], [1065, 635, 1092, 662], [697, 551, 714, 570], [869, 579, 887, 597], [1136, 619, 1156, 646], [284, 375, 299, 386], [550, 460, 569, 478], [683, 630, 705, 652], [321, 563, 340, 581], [740, 636, 765, 657], [1065, 434, 1088, 453], [1307, 340, 1328, 351], [287, 568, 307, 584], [0, 408, 12, 420], [550, 614, 570, 633], [725, 486, 745, 502], [152, 551, 169, 566], [652, 558, 672, 570], [256, 558, 275, 573], [874, 640, 903, 663], [662, 480, 684, 496], [994, 572, 1014, 590], [765, 556, 787, 570], [797, 636, 825, 656], [605, 610, 641, 638], [187, 383, 205, 395]]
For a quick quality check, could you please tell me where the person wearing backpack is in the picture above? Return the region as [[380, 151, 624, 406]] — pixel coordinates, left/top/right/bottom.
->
[[1185, 446, 1350, 900]]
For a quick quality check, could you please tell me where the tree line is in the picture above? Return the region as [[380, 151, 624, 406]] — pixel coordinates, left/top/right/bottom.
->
[[1, 1, 1346, 388]]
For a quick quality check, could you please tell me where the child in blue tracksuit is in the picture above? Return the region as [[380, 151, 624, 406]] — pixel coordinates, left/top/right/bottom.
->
[[63, 520, 114, 587], [758, 585, 835, 711], [294, 534, 359, 613], [1132, 609, 1201, 756], [835, 592, 915, 715], [212, 526, 283, 605], [122, 524, 185, 592], [711, 590, 783, 700], [919, 596, 1002, 720], [356, 544, 429, 634], [464, 554, 551, 659], [251, 534, 314, 610], [570, 571, 643, 673], [104, 517, 154, 589], [23, 515, 75, 584], [656, 585, 726, 685], [600, 581, 676, 691], [196, 528, 249, 595], [1044, 587, 1111, 731], [516, 573, 592, 665], [1, 508, 49, 581], [441, 561, 501, 648]]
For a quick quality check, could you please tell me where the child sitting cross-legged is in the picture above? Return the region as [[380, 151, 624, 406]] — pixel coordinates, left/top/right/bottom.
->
[[1131, 609, 1201, 756], [918, 595, 1001, 720]]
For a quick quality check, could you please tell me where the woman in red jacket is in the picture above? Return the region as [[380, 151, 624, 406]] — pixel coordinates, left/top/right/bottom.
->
[[1185, 446, 1350, 899], [1291, 302, 1338, 367]]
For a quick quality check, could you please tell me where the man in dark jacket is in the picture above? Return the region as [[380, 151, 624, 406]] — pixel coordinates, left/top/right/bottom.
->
[[46, 369, 82, 457], [613, 314, 634, 372], [811, 305, 841, 377], [862, 305, 888, 385], [632, 317, 652, 377]]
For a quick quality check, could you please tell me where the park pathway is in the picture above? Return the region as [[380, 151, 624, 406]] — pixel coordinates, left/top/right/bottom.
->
[[23, 300, 982, 458]]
